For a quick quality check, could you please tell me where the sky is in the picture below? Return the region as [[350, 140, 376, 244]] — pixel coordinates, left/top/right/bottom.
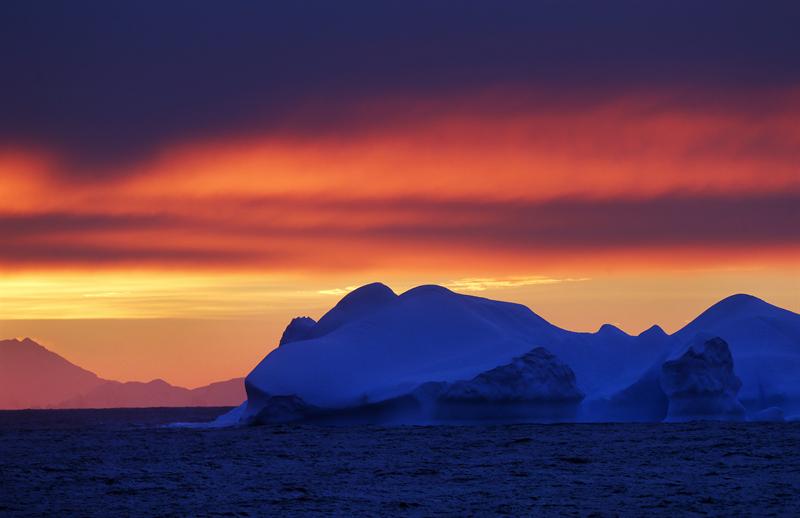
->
[[0, 1, 798, 387]]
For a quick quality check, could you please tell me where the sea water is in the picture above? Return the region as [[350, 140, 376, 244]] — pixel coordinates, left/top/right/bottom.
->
[[1, 408, 799, 516]]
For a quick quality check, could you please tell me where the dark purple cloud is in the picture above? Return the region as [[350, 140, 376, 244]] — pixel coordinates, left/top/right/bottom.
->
[[1, 192, 796, 268], [0, 213, 171, 239], [1, 1, 798, 171]]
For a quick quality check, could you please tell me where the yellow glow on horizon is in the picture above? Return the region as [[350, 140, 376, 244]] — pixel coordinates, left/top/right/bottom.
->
[[1, 268, 797, 324], [0, 268, 797, 387], [0, 272, 345, 320]]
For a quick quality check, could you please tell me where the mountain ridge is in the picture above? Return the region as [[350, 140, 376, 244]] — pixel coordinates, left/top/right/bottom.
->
[[0, 338, 245, 410]]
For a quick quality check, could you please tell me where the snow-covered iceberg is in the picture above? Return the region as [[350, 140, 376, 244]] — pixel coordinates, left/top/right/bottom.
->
[[672, 294, 800, 415], [223, 345, 583, 425], [600, 294, 800, 421], [660, 337, 745, 422], [420, 347, 584, 422], [429, 347, 583, 403], [233, 283, 586, 425], [212, 284, 799, 426]]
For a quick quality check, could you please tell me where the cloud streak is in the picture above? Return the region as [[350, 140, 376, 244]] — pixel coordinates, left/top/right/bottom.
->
[[444, 277, 590, 292], [0, 192, 796, 270]]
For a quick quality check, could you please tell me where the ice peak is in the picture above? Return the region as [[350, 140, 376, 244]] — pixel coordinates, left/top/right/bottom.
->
[[336, 282, 397, 307], [400, 284, 456, 299], [312, 282, 398, 338], [712, 293, 766, 310], [279, 316, 317, 346], [597, 323, 628, 336], [639, 325, 667, 338], [676, 293, 790, 338]]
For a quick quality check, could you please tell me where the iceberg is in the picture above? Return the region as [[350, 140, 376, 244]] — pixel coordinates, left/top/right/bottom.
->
[[673, 294, 800, 414], [660, 337, 745, 422], [749, 406, 785, 422], [420, 347, 584, 422], [220, 346, 582, 425], [213, 284, 799, 426], [603, 294, 800, 421]]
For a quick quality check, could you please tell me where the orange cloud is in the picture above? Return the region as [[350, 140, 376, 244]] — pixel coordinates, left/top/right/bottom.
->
[[1, 88, 798, 276]]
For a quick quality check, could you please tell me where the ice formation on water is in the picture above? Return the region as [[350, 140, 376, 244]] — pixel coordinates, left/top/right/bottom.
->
[[671, 294, 800, 414], [232, 346, 583, 425], [598, 294, 800, 422], [212, 284, 800, 426], [430, 347, 583, 403], [660, 337, 745, 422], [419, 347, 584, 422], [241, 284, 559, 415], [750, 406, 785, 422]]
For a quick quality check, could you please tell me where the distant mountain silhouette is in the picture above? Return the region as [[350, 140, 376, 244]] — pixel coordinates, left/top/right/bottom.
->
[[58, 377, 246, 410], [0, 338, 103, 409], [0, 338, 244, 410]]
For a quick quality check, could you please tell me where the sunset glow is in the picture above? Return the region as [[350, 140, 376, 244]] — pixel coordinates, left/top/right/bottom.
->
[[1, 2, 798, 387]]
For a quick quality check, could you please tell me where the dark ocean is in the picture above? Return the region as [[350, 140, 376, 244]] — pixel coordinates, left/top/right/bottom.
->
[[1, 408, 799, 517]]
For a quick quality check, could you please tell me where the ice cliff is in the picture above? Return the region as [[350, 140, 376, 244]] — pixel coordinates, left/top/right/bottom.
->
[[431, 347, 583, 403], [237, 346, 583, 425], [420, 347, 584, 422], [660, 337, 745, 422]]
